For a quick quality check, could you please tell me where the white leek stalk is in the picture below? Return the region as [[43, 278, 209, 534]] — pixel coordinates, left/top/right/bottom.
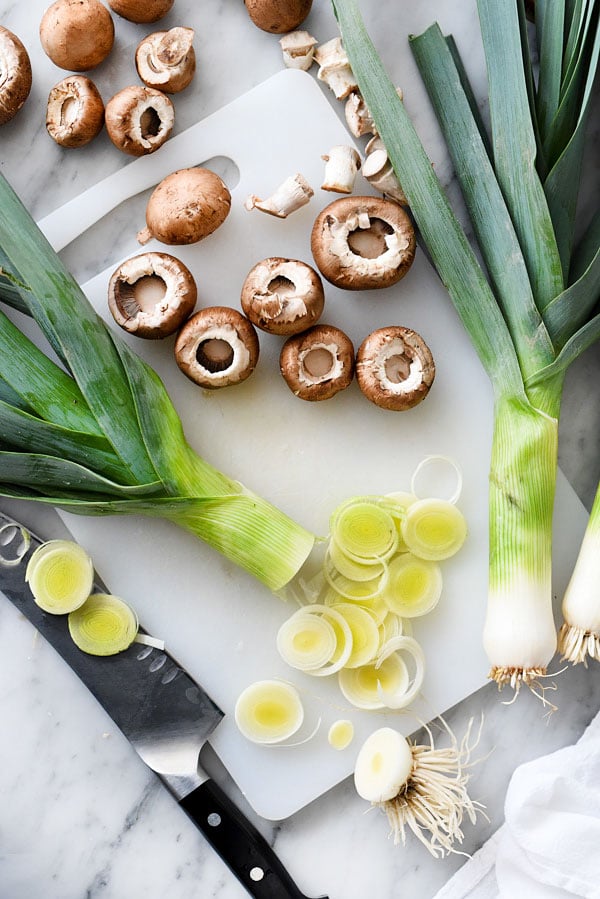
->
[[558, 480, 600, 664]]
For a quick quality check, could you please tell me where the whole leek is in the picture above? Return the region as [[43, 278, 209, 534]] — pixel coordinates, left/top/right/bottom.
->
[[331, 0, 600, 693], [0, 175, 314, 593]]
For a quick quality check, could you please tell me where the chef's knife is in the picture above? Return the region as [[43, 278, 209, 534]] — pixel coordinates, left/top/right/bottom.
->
[[0, 510, 327, 899]]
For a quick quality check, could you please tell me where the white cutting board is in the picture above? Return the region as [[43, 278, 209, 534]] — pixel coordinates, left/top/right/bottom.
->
[[37, 68, 588, 820]]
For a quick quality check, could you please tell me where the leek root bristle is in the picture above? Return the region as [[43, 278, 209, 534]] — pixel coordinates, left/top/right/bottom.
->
[[558, 623, 600, 666]]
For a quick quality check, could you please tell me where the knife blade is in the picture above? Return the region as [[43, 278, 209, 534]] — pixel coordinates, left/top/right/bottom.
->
[[0, 508, 327, 899]]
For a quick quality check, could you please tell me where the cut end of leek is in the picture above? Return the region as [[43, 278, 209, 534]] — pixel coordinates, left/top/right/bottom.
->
[[26, 539, 94, 614], [354, 720, 482, 858], [68, 593, 138, 656], [558, 622, 600, 665], [234, 680, 304, 744], [384, 553, 443, 617], [401, 498, 467, 561], [328, 719, 355, 750]]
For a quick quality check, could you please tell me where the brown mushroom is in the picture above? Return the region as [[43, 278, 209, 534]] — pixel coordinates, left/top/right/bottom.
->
[[311, 196, 416, 291], [135, 27, 196, 94], [279, 324, 354, 402], [46, 75, 104, 148], [108, 252, 197, 339], [355, 326, 435, 411], [244, 0, 313, 34], [105, 85, 174, 157], [240, 258, 324, 336], [0, 27, 32, 126], [175, 307, 259, 389], [39, 0, 115, 72], [137, 167, 231, 246], [108, 0, 174, 22]]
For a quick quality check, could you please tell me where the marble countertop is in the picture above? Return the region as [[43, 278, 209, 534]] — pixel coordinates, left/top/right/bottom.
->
[[1, 1, 599, 897]]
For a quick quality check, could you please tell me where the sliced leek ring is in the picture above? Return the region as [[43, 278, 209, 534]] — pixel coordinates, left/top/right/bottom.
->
[[330, 498, 398, 563], [323, 554, 388, 601], [234, 680, 304, 744], [410, 455, 463, 505], [328, 719, 355, 750], [327, 538, 386, 581], [383, 552, 443, 618], [26, 539, 94, 614], [376, 635, 426, 709], [68, 593, 138, 656], [401, 498, 467, 561], [329, 602, 380, 668], [276, 611, 337, 671], [338, 652, 409, 710]]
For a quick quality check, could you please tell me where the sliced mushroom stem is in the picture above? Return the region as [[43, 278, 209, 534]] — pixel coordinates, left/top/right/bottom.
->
[[279, 30, 318, 71], [344, 91, 376, 138], [280, 324, 355, 402], [321, 145, 361, 194], [0, 26, 32, 126], [241, 257, 324, 335], [245, 173, 314, 219], [356, 327, 435, 411], [363, 137, 407, 206], [46, 75, 105, 148], [311, 196, 416, 290], [108, 252, 197, 339], [314, 37, 358, 100], [136, 27, 196, 94], [105, 85, 174, 157], [175, 307, 259, 389]]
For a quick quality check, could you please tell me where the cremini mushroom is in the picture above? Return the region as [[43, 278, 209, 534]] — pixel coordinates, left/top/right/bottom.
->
[[321, 145, 361, 194], [244, 0, 313, 34], [245, 173, 314, 219], [107, 252, 197, 339], [363, 136, 407, 206], [314, 37, 357, 100], [137, 167, 232, 246], [39, 0, 115, 72], [107, 0, 174, 22], [46, 75, 104, 148], [105, 85, 174, 157], [356, 326, 435, 411], [0, 26, 32, 126], [175, 306, 259, 389], [279, 30, 317, 70], [135, 27, 196, 94], [311, 195, 416, 290], [241, 258, 324, 336], [279, 324, 355, 402]]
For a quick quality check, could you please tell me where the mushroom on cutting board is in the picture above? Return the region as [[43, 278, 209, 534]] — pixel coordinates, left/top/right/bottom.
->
[[279, 324, 355, 401], [356, 326, 435, 411], [240, 257, 324, 336], [46, 75, 104, 148], [107, 252, 197, 339], [175, 307, 259, 389], [311, 195, 416, 290], [244, 0, 313, 34], [105, 85, 174, 156], [107, 0, 174, 22], [0, 26, 32, 125], [137, 168, 232, 246], [39, 0, 115, 72], [135, 27, 196, 94]]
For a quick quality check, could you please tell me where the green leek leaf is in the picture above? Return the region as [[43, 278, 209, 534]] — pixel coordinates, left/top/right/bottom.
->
[[543, 244, 600, 347]]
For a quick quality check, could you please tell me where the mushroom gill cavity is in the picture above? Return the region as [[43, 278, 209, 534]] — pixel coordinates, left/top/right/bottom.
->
[[347, 217, 394, 259], [384, 350, 411, 383], [140, 105, 161, 138], [302, 346, 335, 380], [268, 275, 296, 298], [115, 274, 168, 317], [196, 337, 235, 373], [60, 95, 80, 127]]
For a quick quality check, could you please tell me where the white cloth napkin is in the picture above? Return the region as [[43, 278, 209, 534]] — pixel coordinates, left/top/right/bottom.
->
[[434, 709, 600, 899]]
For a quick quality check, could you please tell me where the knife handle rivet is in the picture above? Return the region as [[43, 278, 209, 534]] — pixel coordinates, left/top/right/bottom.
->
[[207, 812, 221, 827], [249, 867, 265, 882]]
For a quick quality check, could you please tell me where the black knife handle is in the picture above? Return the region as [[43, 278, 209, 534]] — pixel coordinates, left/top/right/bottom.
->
[[180, 779, 325, 899]]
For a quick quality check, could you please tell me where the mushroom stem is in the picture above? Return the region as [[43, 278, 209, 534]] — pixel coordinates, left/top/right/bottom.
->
[[245, 173, 314, 218], [321, 145, 362, 194], [279, 30, 318, 70], [314, 37, 358, 100]]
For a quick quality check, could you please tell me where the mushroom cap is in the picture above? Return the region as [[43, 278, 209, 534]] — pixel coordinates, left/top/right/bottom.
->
[[240, 257, 325, 336], [46, 75, 104, 148], [356, 326, 435, 411], [175, 306, 259, 389], [105, 85, 174, 157], [0, 26, 32, 126], [244, 0, 313, 34], [39, 0, 115, 72], [135, 28, 196, 94], [143, 167, 232, 246], [279, 323, 355, 402], [108, 252, 197, 339], [311, 195, 416, 290], [108, 0, 174, 23]]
